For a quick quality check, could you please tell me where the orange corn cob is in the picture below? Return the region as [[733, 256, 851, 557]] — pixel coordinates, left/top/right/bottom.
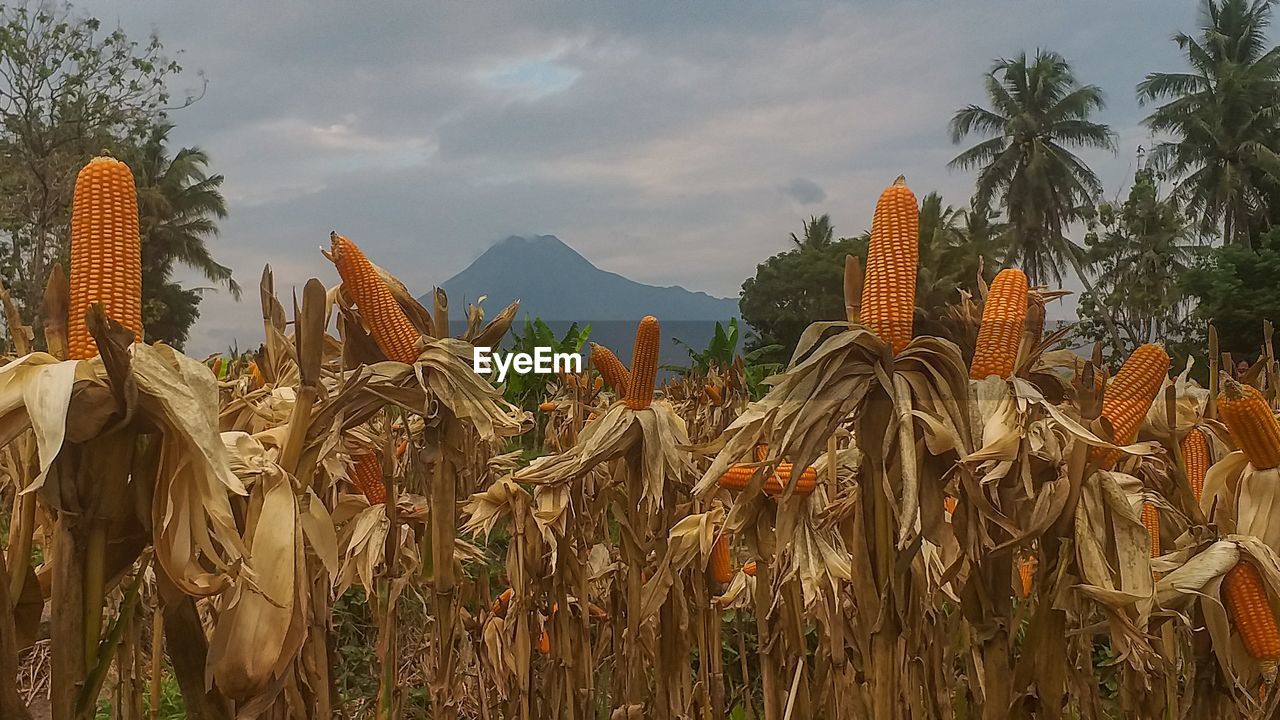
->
[[590, 343, 631, 396], [705, 384, 722, 405], [594, 376, 604, 391], [861, 176, 918, 353], [742, 560, 757, 577], [248, 360, 265, 389], [491, 587, 514, 617], [396, 439, 408, 458], [537, 629, 551, 655], [1218, 378, 1280, 470], [69, 155, 143, 359], [1017, 554, 1036, 599], [944, 496, 958, 515], [625, 316, 660, 410], [1094, 344, 1171, 468], [1225, 561, 1280, 661], [710, 534, 733, 584], [1181, 428, 1209, 501], [1141, 502, 1160, 558], [330, 232, 421, 364], [970, 268, 1029, 380], [718, 464, 818, 496], [349, 453, 386, 504], [538, 401, 557, 412]]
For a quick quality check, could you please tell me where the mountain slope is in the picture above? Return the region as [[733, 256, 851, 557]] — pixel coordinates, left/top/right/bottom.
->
[[432, 235, 739, 321]]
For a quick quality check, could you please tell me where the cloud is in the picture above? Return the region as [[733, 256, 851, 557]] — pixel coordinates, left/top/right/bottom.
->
[[71, 0, 1197, 354], [782, 177, 827, 205]]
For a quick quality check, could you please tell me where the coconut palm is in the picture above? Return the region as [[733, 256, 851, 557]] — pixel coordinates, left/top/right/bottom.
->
[[126, 121, 238, 347], [949, 50, 1116, 286], [1138, 0, 1280, 246], [790, 214, 836, 249]]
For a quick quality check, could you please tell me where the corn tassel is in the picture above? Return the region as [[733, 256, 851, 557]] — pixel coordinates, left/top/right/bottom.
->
[[1225, 561, 1280, 661], [1095, 343, 1170, 468], [710, 535, 732, 584], [330, 232, 421, 364], [590, 343, 631, 396], [1181, 428, 1209, 501], [625, 316, 660, 410], [970, 268, 1029, 380], [1218, 377, 1280, 470], [69, 154, 143, 359], [861, 175, 918, 353]]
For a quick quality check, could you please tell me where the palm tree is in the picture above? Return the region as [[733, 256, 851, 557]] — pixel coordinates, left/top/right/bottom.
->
[[914, 192, 1005, 314], [949, 50, 1116, 286], [126, 121, 238, 347], [1137, 0, 1280, 246], [790, 214, 836, 249]]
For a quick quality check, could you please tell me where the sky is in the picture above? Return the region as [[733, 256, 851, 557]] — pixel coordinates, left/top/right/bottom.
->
[[73, 0, 1201, 355]]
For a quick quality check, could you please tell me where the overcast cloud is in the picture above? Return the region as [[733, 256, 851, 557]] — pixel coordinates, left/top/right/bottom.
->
[[75, 0, 1193, 355]]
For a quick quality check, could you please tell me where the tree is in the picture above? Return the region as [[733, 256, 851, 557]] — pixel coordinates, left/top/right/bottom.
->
[[790, 214, 835, 250], [913, 192, 1006, 317], [1076, 169, 1205, 366], [740, 217, 866, 360], [949, 50, 1116, 286], [0, 1, 196, 328], [125, 122, 235, 348], [741, 199, 1002, 360], [1138, 0, 1280, 246], [1182, 227, 1280, 359]]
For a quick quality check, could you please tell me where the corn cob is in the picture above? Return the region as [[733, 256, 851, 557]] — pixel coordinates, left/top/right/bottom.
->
[[1225, 561, 1280, 661], [69, 154, 143, 359], [1094, 344, 1171, 468], [705, 384, 722, 405], [349, 453, 386, 504], [537, 629, 551, 655], [1218, 377, 1280, 470], [970, 268, 1029, 380], [1141, 502, 1160, 558], [491, 588, 514, 617], [742, 560, 757, 577], [861, 176, 918, 353], [625, 316, 660, 410], [330, 232, 421, 364], [1017, 554, 1036, 599], [1181, 428, 1209, 501], [248, 361, 265, 389], [1026, 294, 1047, 348], [590, 343, 631, 396], [710, 534, 733, 584], [396, 439, 408, 458], [718, 464, 818, 496], [944, 496, 958, 515], [538, 401, 557, 413]]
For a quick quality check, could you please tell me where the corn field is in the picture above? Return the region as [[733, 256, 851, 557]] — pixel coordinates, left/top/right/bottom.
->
[[1, 155, 1280, 720]]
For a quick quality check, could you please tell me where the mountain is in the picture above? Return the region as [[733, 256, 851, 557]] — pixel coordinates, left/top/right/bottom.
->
[[431, 235, 740, 322]]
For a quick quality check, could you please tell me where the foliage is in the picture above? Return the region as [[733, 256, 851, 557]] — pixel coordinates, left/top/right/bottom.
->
[[0, 1, 196, 322], [739, 215, 866, 360], [499, 316, 590, 411], [1183, 226, 1280, 358], [1138, 0, 1280, 246], [1076, 169, 1206, 366], [125, 121, 235, 348], [666, 318, 784, 399], [949, 49, 1116, 286]]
